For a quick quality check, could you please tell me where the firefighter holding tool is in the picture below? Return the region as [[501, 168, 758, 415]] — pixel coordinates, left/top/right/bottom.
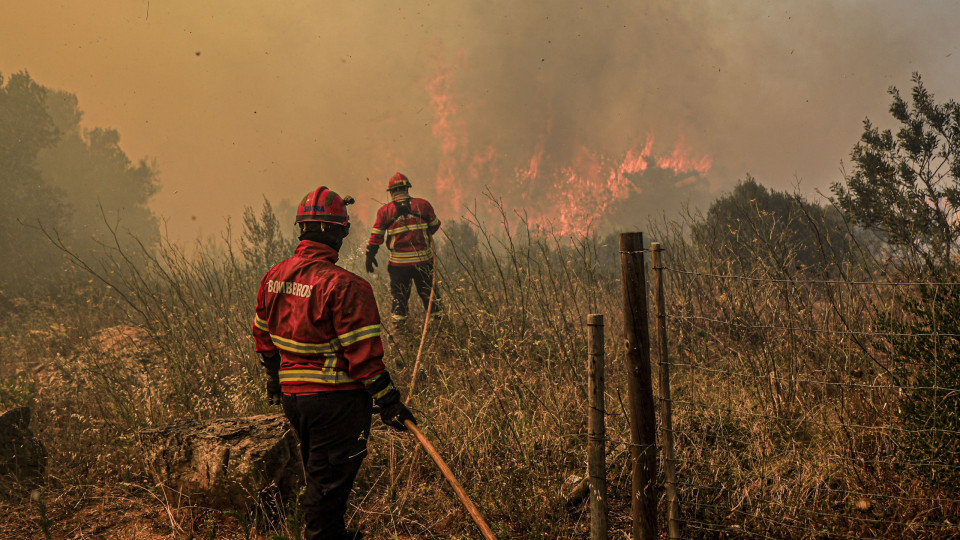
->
[[253, 185, 416, 540]]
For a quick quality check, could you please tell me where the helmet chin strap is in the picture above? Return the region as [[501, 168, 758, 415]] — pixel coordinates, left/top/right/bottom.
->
[[298, 222, 350, 235]]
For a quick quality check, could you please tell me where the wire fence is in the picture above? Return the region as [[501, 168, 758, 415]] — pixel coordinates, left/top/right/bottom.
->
[[422, 222, 960, 537], [660, 265, 960, 539]]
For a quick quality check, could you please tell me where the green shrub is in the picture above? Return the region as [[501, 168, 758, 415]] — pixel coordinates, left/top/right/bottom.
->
[[884, 282, 960, 488], [0, 375, 36, 409]]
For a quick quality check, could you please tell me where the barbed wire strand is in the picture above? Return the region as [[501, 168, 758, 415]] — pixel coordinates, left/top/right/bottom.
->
[[668, 312, 960, 338], [674, 478, 960, 506], [666, 440, 960, 471], [816, 483, 960, 505], [664, 267, 960, 287], [665, 417, 960, 473], [664, 360, 960, 393], [672, 398, 960, 436]]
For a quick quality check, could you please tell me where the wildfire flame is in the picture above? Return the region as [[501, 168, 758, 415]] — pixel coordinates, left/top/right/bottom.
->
[[421, 54, 712, 237], [425, 51, 466, 214]]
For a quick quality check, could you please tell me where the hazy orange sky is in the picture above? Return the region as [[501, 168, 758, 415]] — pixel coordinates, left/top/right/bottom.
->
[[3, 1, 960, 240]]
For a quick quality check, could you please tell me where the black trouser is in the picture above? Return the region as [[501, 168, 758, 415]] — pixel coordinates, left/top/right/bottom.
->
[[387, 262, 442, 318], [282, 390, 372, 540]]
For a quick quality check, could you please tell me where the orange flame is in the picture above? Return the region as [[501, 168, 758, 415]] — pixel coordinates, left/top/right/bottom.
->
[[656, 134, 712, 176], [531, 136, 711, 236], [517, 148, 544, 183], [425, 51, 466, 214], [423, 57, 712, 237]]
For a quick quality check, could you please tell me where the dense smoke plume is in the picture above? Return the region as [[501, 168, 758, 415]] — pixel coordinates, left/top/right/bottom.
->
[[2, 1, 958, 238], [330, 1, 960, 234]]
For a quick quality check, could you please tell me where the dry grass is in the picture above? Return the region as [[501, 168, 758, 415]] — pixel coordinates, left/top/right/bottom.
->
[[1, 202, 958, 538]]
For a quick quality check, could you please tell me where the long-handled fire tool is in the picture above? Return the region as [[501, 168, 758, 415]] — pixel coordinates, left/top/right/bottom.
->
[[405, 244, 438, 401], [403, 419, 497, 539], [401, 264, 498, 539]]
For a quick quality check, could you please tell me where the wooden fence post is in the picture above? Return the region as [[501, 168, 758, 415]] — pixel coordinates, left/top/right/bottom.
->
[[587, 314, 608, 540], [652, 242, 680, 539], [619, 232, 658, 540]]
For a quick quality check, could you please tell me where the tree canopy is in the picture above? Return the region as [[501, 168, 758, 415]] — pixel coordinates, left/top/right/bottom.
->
[[832, 73, 960, 272], [0, 71, 160, 295], [37, 89, 160, 256], [0, 72, 66, 290]]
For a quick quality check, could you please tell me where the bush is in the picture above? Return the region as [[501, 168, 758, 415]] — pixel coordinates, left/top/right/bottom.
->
[[883, 281, 960, 487], [692, 175, 854, 275]]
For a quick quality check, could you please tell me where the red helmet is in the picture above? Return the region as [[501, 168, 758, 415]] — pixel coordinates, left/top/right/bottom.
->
[[386, 172, 412, 191], [295, 186, 353, 226]]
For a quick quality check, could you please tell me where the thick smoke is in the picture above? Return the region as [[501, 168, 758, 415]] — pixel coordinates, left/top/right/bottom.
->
[[3, 1, 958, 238], [282, 1, 960, 232]]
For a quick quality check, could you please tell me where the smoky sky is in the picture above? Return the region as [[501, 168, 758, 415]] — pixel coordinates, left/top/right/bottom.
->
[[2, 0, 959, 239]]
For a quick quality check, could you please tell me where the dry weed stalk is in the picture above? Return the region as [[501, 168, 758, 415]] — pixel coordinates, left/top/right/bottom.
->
[[0, 198, 955, 537]]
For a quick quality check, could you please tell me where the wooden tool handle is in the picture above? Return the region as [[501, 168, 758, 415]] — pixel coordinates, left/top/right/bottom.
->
[[404, 420, 497, 539]]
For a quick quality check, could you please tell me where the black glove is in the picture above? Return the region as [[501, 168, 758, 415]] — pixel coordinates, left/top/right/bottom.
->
[[260, 352, 282, 406], [365, 244, 379, 274], [363, 372, 416, 431], [265, 374, 282, 406], [378, 391, 417, 431]]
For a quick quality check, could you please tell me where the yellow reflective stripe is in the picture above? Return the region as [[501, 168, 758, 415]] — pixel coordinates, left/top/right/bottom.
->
[[428, 218, 439, 226], [372, 383, 395, 400], [389, 250, 433, 263], [323, 352, 338, 370], [254, 315, 269, 331], [371, 227, 385, 235], [386, 222, 429, 236], [265, 326, 381, 354], [279, 368, 357, 385], [270, 334, 340, 354], [389, 256, 432, 264], [390, 249, 432, 258], [338, 324, 381, 347]]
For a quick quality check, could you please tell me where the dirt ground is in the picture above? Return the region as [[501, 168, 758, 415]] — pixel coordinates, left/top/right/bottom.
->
[[0, 483, 480, 539]]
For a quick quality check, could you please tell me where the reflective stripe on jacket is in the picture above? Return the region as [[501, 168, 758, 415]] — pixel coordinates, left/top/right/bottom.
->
[[252, 240, 386, 394], [368, 197, 440, 266]]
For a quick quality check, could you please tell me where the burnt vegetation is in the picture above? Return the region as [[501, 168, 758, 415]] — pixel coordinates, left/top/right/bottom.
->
[[1, 73, 959, 538]]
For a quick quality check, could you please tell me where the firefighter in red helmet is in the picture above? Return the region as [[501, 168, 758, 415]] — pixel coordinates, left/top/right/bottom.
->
[[365, 173, 442, 325], [253, 185, 415, 540]]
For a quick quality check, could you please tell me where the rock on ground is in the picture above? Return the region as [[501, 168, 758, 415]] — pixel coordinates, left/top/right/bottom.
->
[[139, 413, 302, 510], [0, 407, 47, 500]]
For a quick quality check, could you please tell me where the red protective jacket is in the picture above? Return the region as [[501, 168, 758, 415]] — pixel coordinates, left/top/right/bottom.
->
[[368, 197, 441, 266], [252, 240, 386, 394]]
